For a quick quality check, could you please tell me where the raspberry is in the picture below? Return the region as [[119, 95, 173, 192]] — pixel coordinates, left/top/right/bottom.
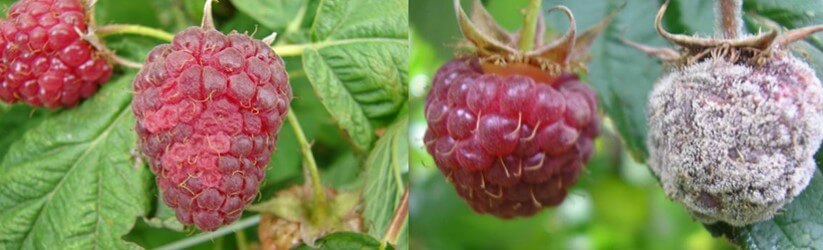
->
[[424, 59, 599, 218], [0, 0, 112, 108], [648, 54, 823, 226], [133, 26, 291, 231], [630, 1, 823, 226], [425, 0, 611, 218]]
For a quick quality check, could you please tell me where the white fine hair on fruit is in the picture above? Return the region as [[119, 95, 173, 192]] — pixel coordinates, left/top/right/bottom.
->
[[646, 53, 823, 226]]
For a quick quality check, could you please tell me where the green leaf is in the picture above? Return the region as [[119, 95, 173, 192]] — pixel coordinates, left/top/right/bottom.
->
[[586, 0, 666, 161], [95, 0, 164, 28], [294, 232, 392, 250], [229, 0, 306, 31], [302, 0, 409, 152], [0, 73, 151, 249], [0, 106, 50, 160], [362, 117, 408, 245], [310, 0, 408, 41]]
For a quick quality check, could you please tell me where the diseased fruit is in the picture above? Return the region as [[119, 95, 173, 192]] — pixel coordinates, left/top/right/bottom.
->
[[630, 0, 823, 226], [133, 15, 291, 230], [648, 54, 823, 226], [0, 0, 112, 108], [423, 0, 615, 218]]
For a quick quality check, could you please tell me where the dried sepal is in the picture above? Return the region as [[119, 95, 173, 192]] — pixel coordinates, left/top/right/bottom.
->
[[655, 0, 777, 52], [777, 25, 823, 47], [627, 0, 822, 66], [620, 36, 680, 62], [454, 0, 518, 58], [83, 0, 97, 26], [455, 0, 617, 73], [526, 6, 576, 64], [262, 32, 278, 46], [470, 0, 514, 47], [201, 0, 216, 30]]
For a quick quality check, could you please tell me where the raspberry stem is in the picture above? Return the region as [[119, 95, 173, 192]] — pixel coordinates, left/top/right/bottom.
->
[[96, 24, 175, 42], [235, 229, 249, 250], [518, 0, 542, 52], [155, 215, 261, 250], [380, 187, 409, 250], [717, 0, 742, 39], [286, 108, 327, 205], [272, 44, 307, 57]]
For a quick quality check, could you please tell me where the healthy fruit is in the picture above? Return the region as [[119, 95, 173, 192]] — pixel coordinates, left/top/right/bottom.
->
[[423, 0, 614, 218], [630, 0, 823, 226], [133, 1, 291, 231], [0, 0, 112, 108]]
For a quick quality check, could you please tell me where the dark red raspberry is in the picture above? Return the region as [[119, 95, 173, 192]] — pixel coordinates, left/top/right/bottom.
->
[[0, 0, 112, 108], [133, 27, 291, 231], [424, 58, 599, 218]]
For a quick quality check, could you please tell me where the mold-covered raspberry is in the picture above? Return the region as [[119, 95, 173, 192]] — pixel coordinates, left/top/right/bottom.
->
[[629, 0, 823, 226]]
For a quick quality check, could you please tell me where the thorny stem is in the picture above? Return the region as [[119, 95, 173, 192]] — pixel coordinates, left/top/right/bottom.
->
[[155, 215, 261, 250], [380, 187, 409, 250], [518, 0, 542, 51], [110, 54, 144, 69], [717, 0, 742, 39], [96, 24, 175, 42], [286, 108, 327, 205]]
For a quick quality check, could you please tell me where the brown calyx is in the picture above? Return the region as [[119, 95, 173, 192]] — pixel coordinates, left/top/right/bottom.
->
[[454, 0, 620, 76], [625, 0, 823, 66]]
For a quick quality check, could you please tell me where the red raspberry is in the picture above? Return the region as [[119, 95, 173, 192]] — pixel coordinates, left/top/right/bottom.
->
[[133, 27, 291, 231], [424, 58, 599, 218], [0, 0, 112, 108]]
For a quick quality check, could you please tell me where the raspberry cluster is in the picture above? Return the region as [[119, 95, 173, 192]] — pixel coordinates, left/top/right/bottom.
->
[[133, 27, 291, 231], [424, 59, 599, 218], [0, 0, 112, 108]]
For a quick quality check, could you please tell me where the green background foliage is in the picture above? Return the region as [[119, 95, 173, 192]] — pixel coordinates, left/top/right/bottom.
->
[[0, 0, 408, 249], [409, 0, 823, 249]]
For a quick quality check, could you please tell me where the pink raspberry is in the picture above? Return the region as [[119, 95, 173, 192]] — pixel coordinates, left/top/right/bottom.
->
[[424, 58, 599, 218], [133, 27, 291, 231], [0, 0, 112, 108]]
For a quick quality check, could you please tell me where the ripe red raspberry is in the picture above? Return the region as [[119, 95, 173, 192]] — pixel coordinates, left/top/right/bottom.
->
[[133, 26, 291, 231], [425, 1, 614, 218], [0, 0, 112, 108], [424, 59, 599, 218]]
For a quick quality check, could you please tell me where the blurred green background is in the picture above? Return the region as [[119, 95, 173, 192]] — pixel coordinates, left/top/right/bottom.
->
[[408, 0, 737, 249]]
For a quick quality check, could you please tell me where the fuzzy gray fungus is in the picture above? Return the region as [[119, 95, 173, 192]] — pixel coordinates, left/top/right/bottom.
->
[[647, 54, 823, 226]]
